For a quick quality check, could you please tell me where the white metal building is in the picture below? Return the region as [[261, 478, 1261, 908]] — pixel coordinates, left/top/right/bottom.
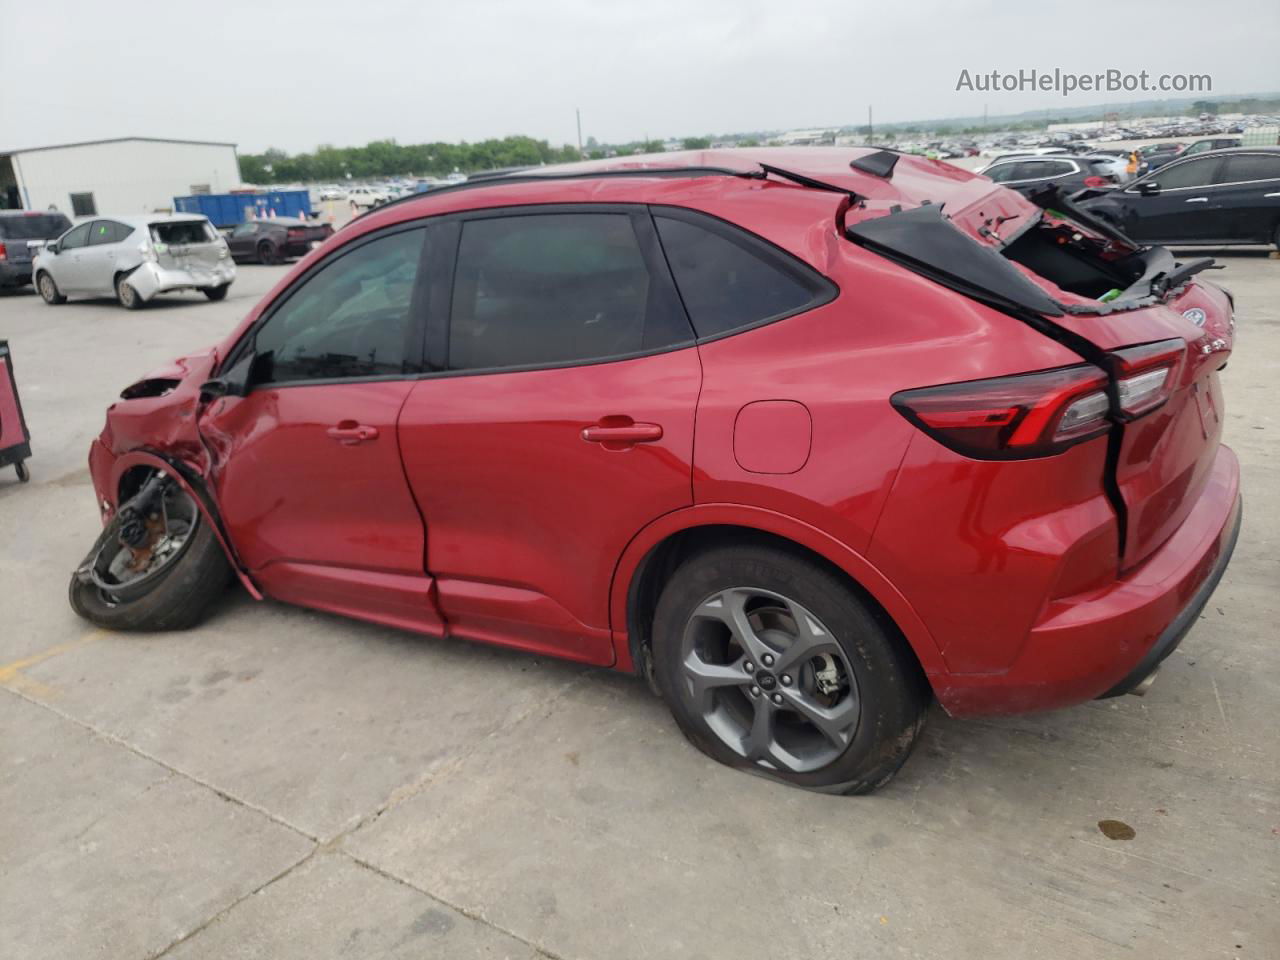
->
[[0, 137, 241, 217]]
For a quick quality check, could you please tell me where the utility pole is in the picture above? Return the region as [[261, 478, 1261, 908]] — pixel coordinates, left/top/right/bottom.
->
[[576, 108, 583, 157]]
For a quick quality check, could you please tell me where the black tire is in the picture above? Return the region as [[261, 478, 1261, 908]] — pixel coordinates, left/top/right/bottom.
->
[[1273, 222, 1280, 253], [37, 271, 66, 304], [203, 284, 230, 301], [14, 460, 29, 483], [652, 543, 929, 794], [257, 241, 278, 265], [115, 273, 144, 310], [69, 503, 233, 631]]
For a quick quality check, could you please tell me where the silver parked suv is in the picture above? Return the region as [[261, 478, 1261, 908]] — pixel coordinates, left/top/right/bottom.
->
[[33, 214, 235, 309]]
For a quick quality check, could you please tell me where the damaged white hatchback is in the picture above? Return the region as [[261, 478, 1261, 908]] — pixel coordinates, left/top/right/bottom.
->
[[33, 214, 235, 309]]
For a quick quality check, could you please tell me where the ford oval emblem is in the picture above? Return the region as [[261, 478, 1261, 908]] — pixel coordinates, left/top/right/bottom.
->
[[1182, 308, 1207, 328]]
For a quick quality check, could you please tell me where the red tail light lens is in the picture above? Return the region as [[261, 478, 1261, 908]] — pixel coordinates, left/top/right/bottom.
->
[[287, 228, 304, 239], [892, 365, 1110, 459], [1083, 175, 1110, 187], [0, 241, 7, 261], [1111, 338, 1184, 418]]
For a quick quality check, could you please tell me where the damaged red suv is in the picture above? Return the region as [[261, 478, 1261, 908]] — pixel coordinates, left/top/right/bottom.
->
[[74, 148, 1240, 793]]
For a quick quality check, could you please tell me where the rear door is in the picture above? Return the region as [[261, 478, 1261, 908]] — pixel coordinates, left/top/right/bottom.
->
[[396, 206, 700, 665], [1211, 153, 1280, 242], [83, 220, 131, 291], [199, 222, 443, 633]]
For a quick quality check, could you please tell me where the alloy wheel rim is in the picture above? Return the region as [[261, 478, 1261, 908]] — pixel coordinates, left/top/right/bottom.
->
[[118, 279, 134, 306], [680, 587, 860, 774], [40, 275, 54, 300]]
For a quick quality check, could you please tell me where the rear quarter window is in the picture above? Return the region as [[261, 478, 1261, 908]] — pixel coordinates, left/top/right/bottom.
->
[[654, 213, 834, 340]]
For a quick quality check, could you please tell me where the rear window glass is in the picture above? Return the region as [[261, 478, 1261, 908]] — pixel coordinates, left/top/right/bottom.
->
[[0, 214, 72, 240], [1218, 154, 1280, 183], [150, 220, 213, 244], [655, 215, 829, 339]]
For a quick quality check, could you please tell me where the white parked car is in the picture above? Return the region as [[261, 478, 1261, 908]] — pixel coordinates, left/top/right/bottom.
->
[[33, 215, 235, 309], [347, 185, 390, 209], [318, 185, 348, 201]]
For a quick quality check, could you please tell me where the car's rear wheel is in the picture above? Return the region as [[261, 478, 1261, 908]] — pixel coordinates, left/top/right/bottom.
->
[[115, 274, 143, 310], [37, 271, 66, 305], [257, 241, 278, 265], [203, 284, 229, 301], [69, 476, 232, 631], [652, 544, 929, 794]]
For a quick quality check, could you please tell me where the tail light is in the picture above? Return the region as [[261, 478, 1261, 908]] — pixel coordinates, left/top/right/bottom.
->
[[1111, 338, 1184, 418], [0, 241, 7, 261], [138, 240, 158, 263], [891, 364, 1110, 459], [287, 228, 305, 239], [1083, 175, 1110, 187]]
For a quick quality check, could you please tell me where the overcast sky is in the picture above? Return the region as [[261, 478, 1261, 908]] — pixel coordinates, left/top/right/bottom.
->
[[3, 0, 1277, 154]]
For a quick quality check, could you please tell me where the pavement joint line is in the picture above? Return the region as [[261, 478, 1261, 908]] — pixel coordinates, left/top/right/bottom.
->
[[339, 850, 566, 960], [144, 846, 320, 960], [1, 684, 322, 843], [3, 666, 591, 958], [1072, 836, 1277, 901]]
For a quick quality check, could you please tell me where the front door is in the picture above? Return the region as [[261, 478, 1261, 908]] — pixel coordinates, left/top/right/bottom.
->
[[397, 208, 701, 665], [50, 221, 93, 290], [1126, 156, 1224, 242], [199, 223, 443, 635]]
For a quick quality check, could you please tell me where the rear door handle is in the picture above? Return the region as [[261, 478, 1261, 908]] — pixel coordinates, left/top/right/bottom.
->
[[326, 421, 379, 445], [1184, 197, 1209, 203], [581, 422, 663, 444]]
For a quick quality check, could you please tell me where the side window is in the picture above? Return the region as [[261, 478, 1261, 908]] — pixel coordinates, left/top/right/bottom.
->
[[1152, 158, 1219, 190], [252, 227, 425, 384], [447, 213, 687, 371], [655, 214, 832, 339], [985, 163, 1017, 183], [231, 223, 256, 237], [59, 222, 92, 249], [89, 220, 128, 245], [1218, 155, 1280, 184]]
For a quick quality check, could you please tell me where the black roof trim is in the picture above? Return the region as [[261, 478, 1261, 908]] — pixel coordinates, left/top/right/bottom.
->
[[2, 135, 238, 156], [849, 150, 900, 178], [349, 165, 766, 225]]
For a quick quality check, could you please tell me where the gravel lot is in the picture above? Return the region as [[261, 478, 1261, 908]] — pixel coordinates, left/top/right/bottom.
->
[[1, 247, 1277, 959]]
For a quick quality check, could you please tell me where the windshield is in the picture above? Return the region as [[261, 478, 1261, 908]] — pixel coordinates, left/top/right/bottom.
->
[[0, 213, 73, 240]]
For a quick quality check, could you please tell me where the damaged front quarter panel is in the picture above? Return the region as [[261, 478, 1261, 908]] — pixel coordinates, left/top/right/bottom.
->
[[92, 348, 263, 599]]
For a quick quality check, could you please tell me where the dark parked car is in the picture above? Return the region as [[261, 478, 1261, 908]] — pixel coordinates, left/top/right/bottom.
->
[[1180, 137, 1241, 158], [1135, 142, 1185, 176], [1078, 147, 1280, 247], [0, 210, 73, 289], [979, 155, 1118, 196], [226, 217, 333, 265]]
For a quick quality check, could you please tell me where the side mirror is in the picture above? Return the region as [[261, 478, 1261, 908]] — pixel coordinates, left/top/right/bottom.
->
[[199, 352, 254, 401], [1137, 181, 1161, 197], [45, 240, 59, 255]]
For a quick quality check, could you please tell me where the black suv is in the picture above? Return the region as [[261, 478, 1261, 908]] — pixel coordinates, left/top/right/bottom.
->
[[1078, 147, 1280, 248], [0, 210, 73, 288]]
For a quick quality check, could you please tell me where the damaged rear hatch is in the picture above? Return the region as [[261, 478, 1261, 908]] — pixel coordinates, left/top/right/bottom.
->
[[147, 219, 229, 288], [846, 180, 1234, 571]]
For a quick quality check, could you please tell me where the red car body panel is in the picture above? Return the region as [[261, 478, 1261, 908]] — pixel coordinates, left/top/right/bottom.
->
[[85, 147, 1241, 717]]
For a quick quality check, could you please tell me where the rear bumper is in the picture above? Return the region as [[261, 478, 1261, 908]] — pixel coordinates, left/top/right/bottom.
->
[[935, 444, 1241, 715], [0, 262, 32, 286], [128, 261, 236, 301]]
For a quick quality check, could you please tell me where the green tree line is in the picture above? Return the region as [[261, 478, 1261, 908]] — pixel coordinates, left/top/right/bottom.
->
[[239, 136, 584, 183]]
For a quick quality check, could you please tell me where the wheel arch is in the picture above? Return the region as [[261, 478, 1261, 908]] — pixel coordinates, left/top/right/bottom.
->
[[610, 504, 945, 684], [109, 450, 262, 600]]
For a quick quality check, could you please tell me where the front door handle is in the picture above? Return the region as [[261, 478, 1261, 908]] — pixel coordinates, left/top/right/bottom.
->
[[326, 421, 379, 445], [581, 421, 663, 445], [1184, 197, 1209, 203]]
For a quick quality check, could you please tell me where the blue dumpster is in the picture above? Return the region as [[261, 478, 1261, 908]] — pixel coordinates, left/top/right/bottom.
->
[[173, 190, 313, 228]]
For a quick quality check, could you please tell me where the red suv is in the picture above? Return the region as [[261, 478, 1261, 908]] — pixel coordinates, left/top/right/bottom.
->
[[73, 149, 1241, 794]]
